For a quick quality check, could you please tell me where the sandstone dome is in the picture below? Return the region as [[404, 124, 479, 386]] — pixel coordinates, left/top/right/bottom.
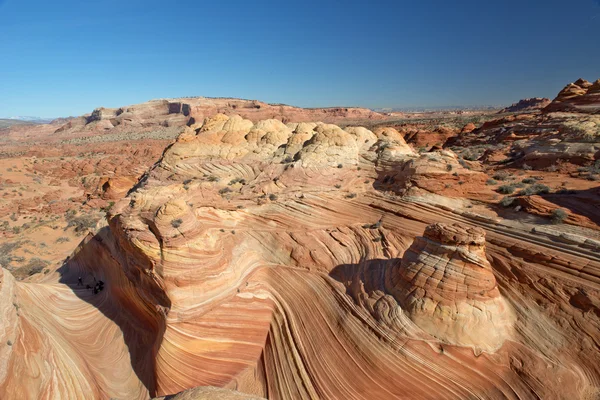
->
[[389, 223, 515, 352]]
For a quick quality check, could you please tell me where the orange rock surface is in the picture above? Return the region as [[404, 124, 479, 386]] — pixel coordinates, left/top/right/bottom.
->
[[2, 110, 600, 400]]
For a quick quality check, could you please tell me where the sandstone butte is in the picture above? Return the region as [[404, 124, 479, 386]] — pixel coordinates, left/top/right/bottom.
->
[[0, 83, 600, 400]]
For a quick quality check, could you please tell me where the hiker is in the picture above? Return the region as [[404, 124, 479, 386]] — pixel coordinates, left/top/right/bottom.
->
[[77, 277, 83, 286]]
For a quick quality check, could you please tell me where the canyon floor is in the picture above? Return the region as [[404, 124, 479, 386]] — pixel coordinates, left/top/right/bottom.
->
[[1, 81, 600, 399]]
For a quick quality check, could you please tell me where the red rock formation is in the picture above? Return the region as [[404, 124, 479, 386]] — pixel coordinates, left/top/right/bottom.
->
[[2, 111, 600, 400], [544, 78, 600, 113], [388, 223, 514, 352]]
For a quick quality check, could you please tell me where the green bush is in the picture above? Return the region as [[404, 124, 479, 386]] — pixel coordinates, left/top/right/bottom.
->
[[497, 184, 516, 194], [492, 171, 512, 181], [522, 183, 550, 196], [551, 209, 568, 224], [499, 197, 515, 207]]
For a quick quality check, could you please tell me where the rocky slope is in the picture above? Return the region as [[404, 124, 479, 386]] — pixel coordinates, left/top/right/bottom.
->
[[1, 111, 600, 399], [544, 78, 600, 114]]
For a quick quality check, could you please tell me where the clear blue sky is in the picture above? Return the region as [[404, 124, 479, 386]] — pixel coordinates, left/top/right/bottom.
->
[[1, 0, 599, 117]]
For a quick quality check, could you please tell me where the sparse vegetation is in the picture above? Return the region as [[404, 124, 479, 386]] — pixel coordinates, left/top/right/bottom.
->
[[206, 175, 220, 182], [499, 197, 515, 207], [56, 237, 70, 243], [13, 258, 49, 279], [486, 179, 497, 185], [269, 194, 278, 201], [229, 178, 246, 185], [522, 183, 550, 196], [171, 218, 183, 228], [65, 214, 98, 233], [551, 209, 568, 224], [497, 184, 516, 194], [492, 171, 512, 181], [219, 187, 232, 195]]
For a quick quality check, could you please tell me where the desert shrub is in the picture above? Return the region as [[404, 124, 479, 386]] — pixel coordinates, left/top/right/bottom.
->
[[14, 257, 49, 279], [499, 197, 515, 207], [171, 218, 183, 228], [522, 163, 532, 170], [547, 164, 558, 172], [551, 209, 568, 224], [492, 171, 512, 181], [23, 258, 47, 275], [101, 201, 115, 213], [522, 183, 550, 196], [556, 188, 576, 194], [497, 184, 516, 194], [345, 193, 357, 199], [56, 237, 70, 243], [560, 117, 600, 142], [486, 179, 497, 185], [462, 151, 479, 161], [446, 164, 453, 171], [219, 187, 232, 195], [521, 177, 537, 184], [183, 179, 192, 185], [269, 194, 278, 201], [337, 164, 343, 168], [334, 184, 342, 189], [229, 178, 246, 185], [206, 175, 219, 182], [458, 158, 471, 169], [65, 215, 98, 233]]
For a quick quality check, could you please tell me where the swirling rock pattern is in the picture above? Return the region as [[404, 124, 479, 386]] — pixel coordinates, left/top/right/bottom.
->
[[1, 115, 600, 400]]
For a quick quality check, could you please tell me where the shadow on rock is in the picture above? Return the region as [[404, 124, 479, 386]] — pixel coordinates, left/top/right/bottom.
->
[[57, 226, 169, 397]]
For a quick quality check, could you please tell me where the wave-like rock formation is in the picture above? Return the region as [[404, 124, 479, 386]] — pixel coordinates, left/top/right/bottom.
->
[[1, 114, 600, 399], [544, 78, 600, 113]]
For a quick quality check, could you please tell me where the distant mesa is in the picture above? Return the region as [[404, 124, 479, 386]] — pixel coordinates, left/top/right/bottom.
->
[[499, 97, 551, 113]]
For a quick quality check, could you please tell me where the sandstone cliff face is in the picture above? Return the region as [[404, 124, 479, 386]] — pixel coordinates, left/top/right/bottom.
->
[[62, 98, 386, 137], [1, 114, 600, 400]]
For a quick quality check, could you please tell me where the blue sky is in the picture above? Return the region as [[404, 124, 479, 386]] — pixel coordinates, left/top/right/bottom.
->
[[0, 0, 599, 117]]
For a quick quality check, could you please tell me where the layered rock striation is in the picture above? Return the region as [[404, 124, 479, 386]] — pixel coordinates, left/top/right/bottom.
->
[[389, 223, 515, 352], [1, 111, 600, 400]]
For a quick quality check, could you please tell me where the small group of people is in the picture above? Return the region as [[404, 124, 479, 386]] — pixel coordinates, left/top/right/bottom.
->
[[77, 276, 105, 295]]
